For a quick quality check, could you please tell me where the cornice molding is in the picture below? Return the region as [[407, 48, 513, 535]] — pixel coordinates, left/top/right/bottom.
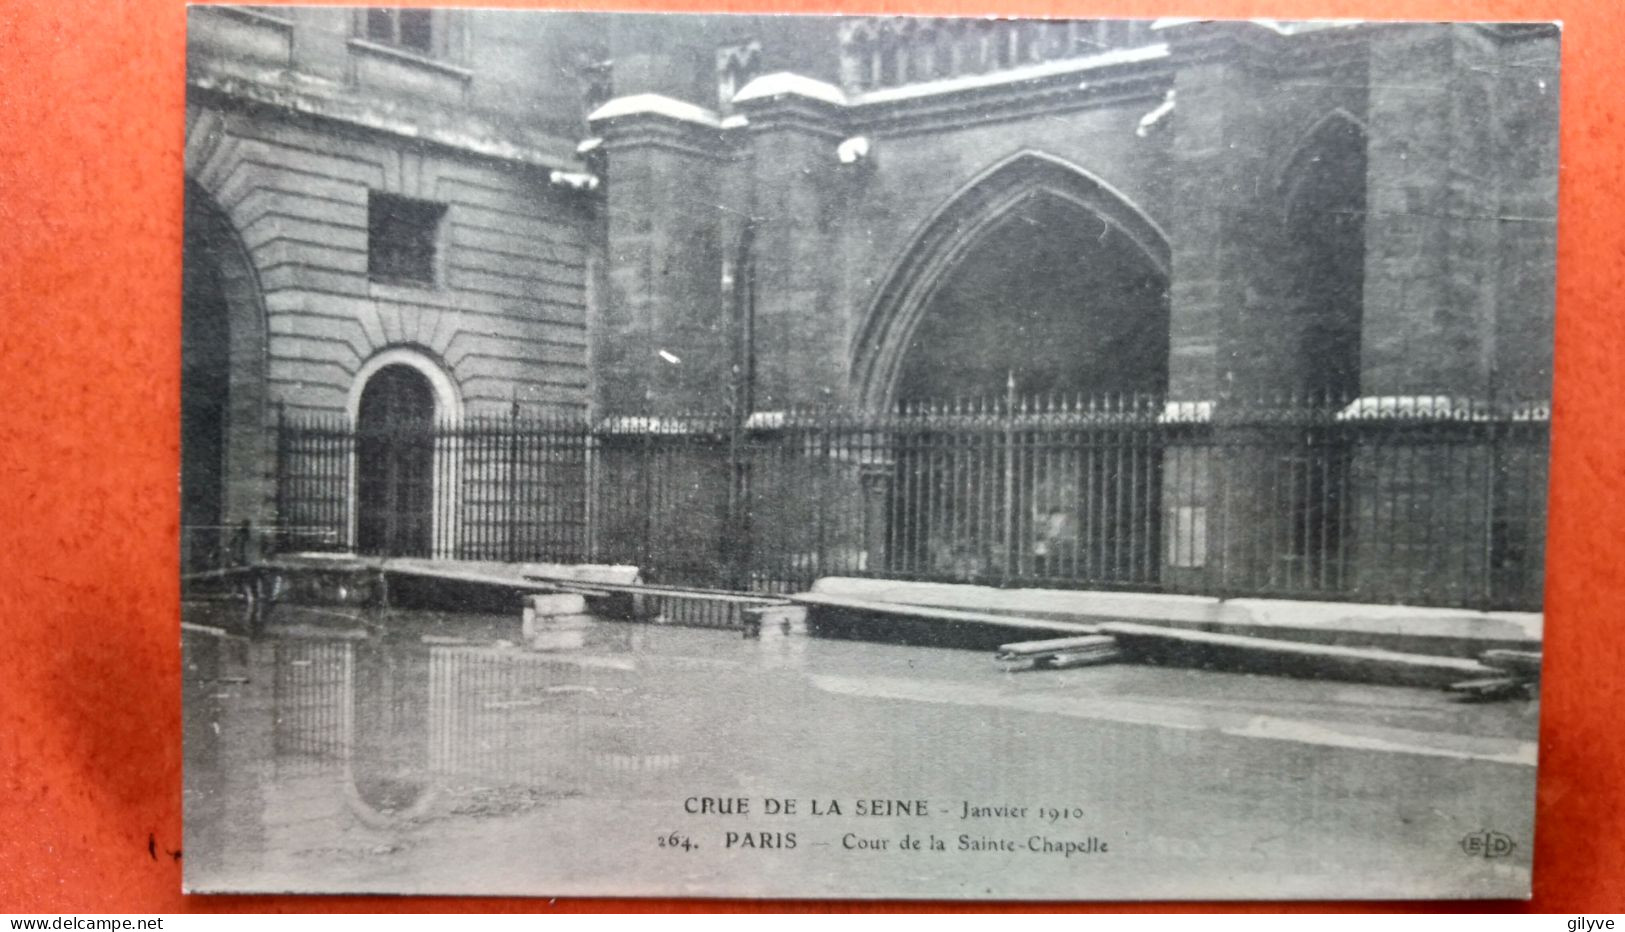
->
[[186, 74, 580, 172], [588, 94, 731, 160], [734, 92, 850, 141]]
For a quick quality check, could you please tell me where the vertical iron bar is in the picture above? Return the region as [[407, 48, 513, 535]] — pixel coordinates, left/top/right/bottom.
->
[[1003, 374, 1016, 584]]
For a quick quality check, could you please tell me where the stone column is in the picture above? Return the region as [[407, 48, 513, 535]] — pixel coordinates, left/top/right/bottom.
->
[[589, 98, 730, 416], [1361, 24, 1504, 398], [732, 76, 852, 410], [1162, 25, 1280, 402], [1350, 25, 1518, 605], [1160, 26, 1282, 589]]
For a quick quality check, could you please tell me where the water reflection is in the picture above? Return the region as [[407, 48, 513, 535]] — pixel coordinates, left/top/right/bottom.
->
[[183, 606, 1535, 899], [264, 630, 677, 815], [184, 611, 752, 878]]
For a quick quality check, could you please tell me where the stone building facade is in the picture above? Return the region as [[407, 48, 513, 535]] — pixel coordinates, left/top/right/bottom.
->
[[585, 17, 1557, 414], [183, 6, 606, 561], [183, 9, 1557, 603]]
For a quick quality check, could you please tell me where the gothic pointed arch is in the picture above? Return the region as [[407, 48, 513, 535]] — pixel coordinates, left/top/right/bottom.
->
[[1276, 108, 1369, 398], [852, 151, 1171, 410], [1276, 108, 1369, 224]]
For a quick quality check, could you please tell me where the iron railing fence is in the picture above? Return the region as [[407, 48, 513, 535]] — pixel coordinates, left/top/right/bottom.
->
[[275, 410, 593, 563], [272, 395, 1549, 611]]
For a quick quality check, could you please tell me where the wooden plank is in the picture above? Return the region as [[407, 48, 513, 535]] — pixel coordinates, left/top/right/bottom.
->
[[547, 583, 614, 599], [997, 634, 1123, 671], [1098, 621, 1500, 688], [180, 621, 239, 638], [1480, 649, 1542, 677], [789, 592, 1100, 635], [1446, 677, 1532, 702], [381, 560, 566, 594], [525, 575, 791, 605], [181, 565, 258, 584], [1032, 647, 1125, 670], [996, 634, 1118, 657]]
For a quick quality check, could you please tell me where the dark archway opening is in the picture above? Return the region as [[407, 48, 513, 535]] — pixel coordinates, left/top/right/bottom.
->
[[182, 218, 230, 569], [356, 365, 436, 556], [182, 185, 267, 572], [1284, 116, 1367, 399], [895, 192, 1168, 403]]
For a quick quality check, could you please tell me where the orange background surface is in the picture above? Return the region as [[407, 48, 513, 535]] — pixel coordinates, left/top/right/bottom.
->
[[0, 0, 1620, 914]]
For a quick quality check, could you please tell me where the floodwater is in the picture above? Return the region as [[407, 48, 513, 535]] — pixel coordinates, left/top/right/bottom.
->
[[182, 604, 1538, 900]]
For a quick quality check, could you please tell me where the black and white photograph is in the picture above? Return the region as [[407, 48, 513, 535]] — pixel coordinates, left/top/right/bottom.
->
[[179, 7, 1558, 900]]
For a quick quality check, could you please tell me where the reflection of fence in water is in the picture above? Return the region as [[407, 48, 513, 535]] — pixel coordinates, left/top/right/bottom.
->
[[426, 647, 684, 784], [260, 639, 689, 826], [271, 640, 354, 763], [426, 647, 587, 785]]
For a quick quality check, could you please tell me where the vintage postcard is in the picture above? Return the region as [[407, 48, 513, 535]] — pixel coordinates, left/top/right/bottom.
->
[[180, 7, 1557, 899]]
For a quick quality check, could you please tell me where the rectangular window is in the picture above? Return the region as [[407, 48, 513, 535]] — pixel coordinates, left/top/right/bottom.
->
[[368, 192, 445, 285], [363, 8, 434, 55]]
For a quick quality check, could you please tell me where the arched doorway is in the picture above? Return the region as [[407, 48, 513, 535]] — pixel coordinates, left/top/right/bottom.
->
[[181, 182, 269, 571], [355, 365, 437, 556], [855, 153, 1171, 585]]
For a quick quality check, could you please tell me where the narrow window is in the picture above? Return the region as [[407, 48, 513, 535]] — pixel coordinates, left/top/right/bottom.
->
[[367, 192, 445, 285], [366, 8, 395, 43], [363, 8, 434, 55], [397, 9, 433, 53], [716, 42, 761, 108]]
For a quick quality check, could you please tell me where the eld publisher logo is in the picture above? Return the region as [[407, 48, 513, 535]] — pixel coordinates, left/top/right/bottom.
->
[[1460, 830, 1516, 859]]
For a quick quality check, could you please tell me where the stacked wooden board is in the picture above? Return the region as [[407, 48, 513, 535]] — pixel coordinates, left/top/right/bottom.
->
[[1094, 622, 1505, 689], [793, 591, 1538, 695], [788, 591, 1099, 651], [1445, 649, 1542, 701], [995, 635, 1124, 670]]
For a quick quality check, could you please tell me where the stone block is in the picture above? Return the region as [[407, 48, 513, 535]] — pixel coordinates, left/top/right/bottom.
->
[[742, 605, 807, 639], [524, 610, 595, 646], [522, 595, 591, 638], [527, 593, 588, 615], [529, 629, 588, 652], [520, 563, 643, 586]]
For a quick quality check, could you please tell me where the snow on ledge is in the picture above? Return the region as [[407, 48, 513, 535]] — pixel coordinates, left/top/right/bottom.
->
[[1149, 17, 1204, 30], [1248, 18, 1366, 35], [836, 136, 870, 164], [855, 43, 1170, 106], [722, 46, 1171, 116], [1332, 395, 1548, 421], [1136, 89, 1176, 137], [1151, 17, 1366, 35], [733, 72, 848, 107], [587, 93, 721, 128], [1160, 400, 1214, 423], [548, 170, 600, 192], [720, 114, 750, 130]]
